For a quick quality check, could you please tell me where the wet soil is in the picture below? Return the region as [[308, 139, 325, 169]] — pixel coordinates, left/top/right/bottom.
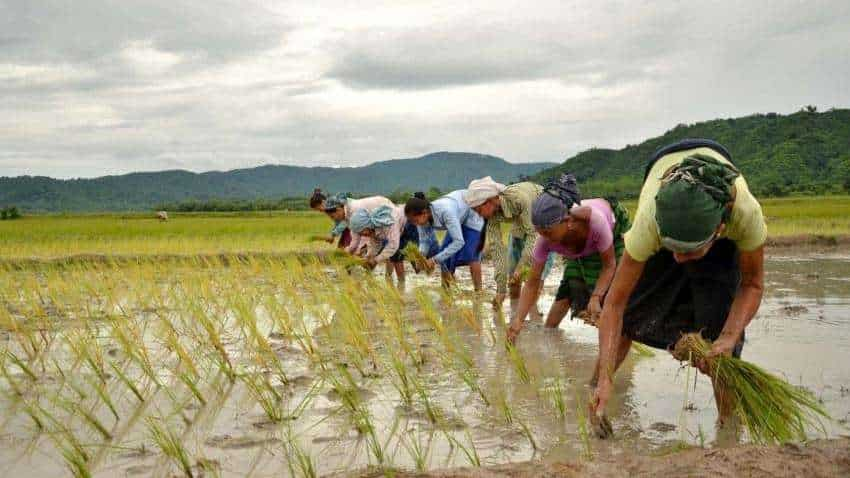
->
[[348, 438, 850, 477]]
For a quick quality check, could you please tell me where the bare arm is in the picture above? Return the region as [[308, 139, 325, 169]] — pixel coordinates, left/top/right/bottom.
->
[[593, 251, 645, 414], [506, 259, 546, 342], [591, 244, 617, 299], [711, 246, 764, 355]]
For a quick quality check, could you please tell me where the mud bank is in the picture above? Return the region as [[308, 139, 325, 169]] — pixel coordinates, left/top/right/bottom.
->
[[350, 438, 850, 478]]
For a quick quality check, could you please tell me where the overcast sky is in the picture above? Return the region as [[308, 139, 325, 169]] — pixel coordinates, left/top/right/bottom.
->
[[2, 1, 849, 178]]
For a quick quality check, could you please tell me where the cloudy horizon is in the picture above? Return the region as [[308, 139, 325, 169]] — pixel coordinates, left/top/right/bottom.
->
[[2, 0, 849, 179]]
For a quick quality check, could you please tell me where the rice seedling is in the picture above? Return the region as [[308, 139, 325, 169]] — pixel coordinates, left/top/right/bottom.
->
[[575, 390, 593, 460], [548, 376, 568, 420], [443, 429, 481, 467], [630, 342, 656, 358], [283, 426, 317, 478], [672, 332, 830, 444], [504, 341, 531, 384], [402, 242, 434, 273], [241, 372, 284, 423], [400, 427, 432, 472], [147, 418, 195, 478]]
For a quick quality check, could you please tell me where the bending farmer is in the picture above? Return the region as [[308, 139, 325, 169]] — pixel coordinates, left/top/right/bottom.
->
[[464, 176, 556, 311], [507, 173, 630, 343], [348, 204, 418, 284], [592, 139, 766, 424], [405, 190, 486, 291]]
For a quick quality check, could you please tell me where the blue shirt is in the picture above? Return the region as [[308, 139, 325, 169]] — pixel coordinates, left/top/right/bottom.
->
[[417, 190, 485, 264]]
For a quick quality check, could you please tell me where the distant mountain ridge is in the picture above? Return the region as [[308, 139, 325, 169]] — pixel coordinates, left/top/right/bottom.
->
[[0, 152, 555, 212], [533, 108, 850, 198]]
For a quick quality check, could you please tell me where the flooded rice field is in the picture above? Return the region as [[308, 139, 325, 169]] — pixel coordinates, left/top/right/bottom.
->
[[0, 253, 849, 477]]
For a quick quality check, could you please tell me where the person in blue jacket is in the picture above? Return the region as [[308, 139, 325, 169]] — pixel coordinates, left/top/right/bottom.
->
[[404, 191, 486, 291]]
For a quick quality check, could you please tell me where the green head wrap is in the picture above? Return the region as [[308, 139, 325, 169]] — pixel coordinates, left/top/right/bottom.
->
[[655, 154, 739, 252]]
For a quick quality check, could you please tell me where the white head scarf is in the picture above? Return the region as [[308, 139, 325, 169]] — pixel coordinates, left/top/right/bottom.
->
[[463, 176, 507, 207]]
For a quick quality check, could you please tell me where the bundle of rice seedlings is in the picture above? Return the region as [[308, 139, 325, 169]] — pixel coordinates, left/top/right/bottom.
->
[[402, 242, 434, 273], [672, 333, 829, 444]]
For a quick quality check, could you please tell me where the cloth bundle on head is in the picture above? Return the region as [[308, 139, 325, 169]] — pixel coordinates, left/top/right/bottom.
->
[[655, 153, 740, 252], [463, 176, 506, 207], [349, 206, 396, 233], [324, 192, 349, 210], [531, 173, 582, 228]]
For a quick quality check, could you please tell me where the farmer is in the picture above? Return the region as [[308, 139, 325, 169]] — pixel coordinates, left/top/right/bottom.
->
[[506, 173, 631, 343], [310, 189, 351, 249], [591, 138, 766, 424], [324, 194, 395, 257], [405, 190, 486, 291], [348, 204, 419, 284], [463, 176, 556, 312]]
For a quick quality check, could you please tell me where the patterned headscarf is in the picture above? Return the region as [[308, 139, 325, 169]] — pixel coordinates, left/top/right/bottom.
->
[[323, 192, 349, 211], [349, 206, 396, 233]]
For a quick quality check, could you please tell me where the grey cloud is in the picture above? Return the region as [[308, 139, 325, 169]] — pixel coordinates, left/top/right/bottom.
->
[[0, 0, 284, 66]]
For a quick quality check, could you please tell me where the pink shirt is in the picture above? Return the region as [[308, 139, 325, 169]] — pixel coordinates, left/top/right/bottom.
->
[[531, 198, 615, 263]]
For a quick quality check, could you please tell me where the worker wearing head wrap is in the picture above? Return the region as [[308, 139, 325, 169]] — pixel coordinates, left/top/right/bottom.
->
[[507, 173, 631, 343], [405, 189, 486, 290], [464, 177, 557, 309], [347, 205, 418, 284], [591, 139, 767, 427]]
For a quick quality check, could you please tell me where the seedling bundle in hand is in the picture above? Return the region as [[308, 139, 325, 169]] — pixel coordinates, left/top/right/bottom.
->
[[673, 332, 829, 444]]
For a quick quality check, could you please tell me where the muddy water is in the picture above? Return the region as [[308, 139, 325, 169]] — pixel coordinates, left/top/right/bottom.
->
[[1, 254, 849, 477]]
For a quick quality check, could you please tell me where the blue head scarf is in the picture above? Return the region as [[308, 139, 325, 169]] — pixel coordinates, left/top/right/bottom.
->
[[324, 192, 349, 211], [349, 206, 396, 233]]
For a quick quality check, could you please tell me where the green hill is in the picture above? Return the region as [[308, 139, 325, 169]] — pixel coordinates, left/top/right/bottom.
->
[[534, 108, 850, 198], [0, 152, 554, 212]]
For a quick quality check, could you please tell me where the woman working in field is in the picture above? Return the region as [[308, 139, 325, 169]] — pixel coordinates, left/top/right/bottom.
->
[[506, 174, 630, 343], [348, 204, 419, 284], [310, 189, 351, 248], [463, 176, 556, 314], [405, 190, 486, 291], [591, 139, 766, 425], [323, 194, 395, 257]]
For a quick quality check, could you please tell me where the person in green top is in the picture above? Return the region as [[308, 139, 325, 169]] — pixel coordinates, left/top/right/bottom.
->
[[591, 139, 767, 425], [463, 177, 556, 311]]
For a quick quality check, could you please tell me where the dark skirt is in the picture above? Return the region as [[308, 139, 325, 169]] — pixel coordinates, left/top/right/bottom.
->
[[621, 238, 744, 356], [337, 228, 352, 249], [424, 224, 486, 273]]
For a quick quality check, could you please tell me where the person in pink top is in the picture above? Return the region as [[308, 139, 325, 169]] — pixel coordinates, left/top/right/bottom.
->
[[507, 174, 631, 343], [348, 204, 418, 285], [324, 195, 395, 256]]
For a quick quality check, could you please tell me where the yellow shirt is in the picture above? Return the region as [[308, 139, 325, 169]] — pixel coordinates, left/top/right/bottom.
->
[[623, 147, 767, 262]]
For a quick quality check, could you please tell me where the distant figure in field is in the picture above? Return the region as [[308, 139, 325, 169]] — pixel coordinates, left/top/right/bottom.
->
[[310, 189, 351, 249], [157, 211, 168, 221]]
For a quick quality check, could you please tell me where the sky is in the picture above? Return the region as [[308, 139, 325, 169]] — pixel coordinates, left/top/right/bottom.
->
[[1, 0, 849, 178]]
